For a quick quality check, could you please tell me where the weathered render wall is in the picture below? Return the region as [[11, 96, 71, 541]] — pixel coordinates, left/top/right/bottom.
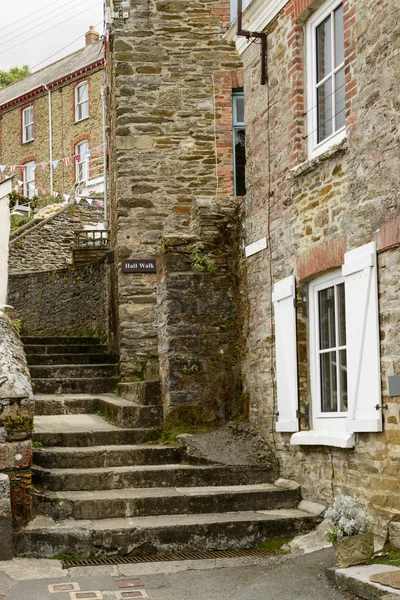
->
[[241, 0, 400, 532], [0, 311, 34, 551], [107, 0, 243, 381], [9, 201, 104, 273], [0, 67, 104, 194], [158, 197, 242, 424], [8, 264, 109, 337]]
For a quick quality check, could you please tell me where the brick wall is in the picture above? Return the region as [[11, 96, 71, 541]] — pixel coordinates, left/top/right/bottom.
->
[[107, 0, 243, 381], [0, 68, 104, 195], [241, 0, 400, 532]]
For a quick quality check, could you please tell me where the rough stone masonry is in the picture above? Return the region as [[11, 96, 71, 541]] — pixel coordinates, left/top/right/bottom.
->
[[106, 0, 243, 382]]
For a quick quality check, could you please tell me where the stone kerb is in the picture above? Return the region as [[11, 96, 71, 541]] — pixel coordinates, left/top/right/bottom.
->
[[0, 311, 34, 537]]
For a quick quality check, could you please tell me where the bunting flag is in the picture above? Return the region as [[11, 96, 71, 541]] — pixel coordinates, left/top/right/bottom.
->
[[9, 165, 16, 173], [97, 200, 104, 207], [20, 165, 26, 173], [17, 179, 23, 186], [95, 145, 103, 153], [52, 191, 58, 198], [86, 198, 93, 206], [63, 194, 70, 201], [63, 157, 69, 166], [74, 154, 81, 163], [0, 166, 6, 173], [51, 160, 59, 169], [41, 162, 48, 170], [84, 150, 91, 158], [31, 163, 37, 171], [41, 188, 47, 195], [75, 197, 81, 204]]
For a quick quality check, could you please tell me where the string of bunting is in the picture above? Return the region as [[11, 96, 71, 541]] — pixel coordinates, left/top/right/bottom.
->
[[0, 143, 106, 175], [12, 182, 104, 208]]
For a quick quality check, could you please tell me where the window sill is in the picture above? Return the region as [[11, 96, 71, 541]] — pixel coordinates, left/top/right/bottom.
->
[[22, 139, 34, 145], [74, 116, 89, 124], [289, 137, 348, 179], [290, 430, 355, 449]]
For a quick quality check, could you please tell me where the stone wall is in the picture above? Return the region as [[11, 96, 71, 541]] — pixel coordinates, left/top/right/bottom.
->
[[8, 263, 109, 338], [0, 311, 34, 545], [240, 0, 400, 533], [158, 196, 243, 424], [9, 201, 104, 273], [0, 67, 104, 194], [106, 0, 243, 381]]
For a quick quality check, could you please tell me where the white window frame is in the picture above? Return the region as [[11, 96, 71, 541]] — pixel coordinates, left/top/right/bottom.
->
[[306, 0, 346, 159], [75, 140, 89, 183], [23, 162, 35, 198], [75, 81, 89, 123], [22, 106, 34, 143], [309, 269, 347, 431], [232, 91, 245, 196]]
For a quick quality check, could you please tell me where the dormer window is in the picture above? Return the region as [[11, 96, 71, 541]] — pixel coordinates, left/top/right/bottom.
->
[[75, 81, 89, 122], [22, 106, 34, 143]]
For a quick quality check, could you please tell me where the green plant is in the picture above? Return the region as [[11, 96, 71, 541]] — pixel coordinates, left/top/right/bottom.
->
[[257, 537, 293, 553], [190, 243, 215, 273], [32, 440, 43, 449], [3, 414, 34, 432], [12, 318, 22, 334], [10, 214, 32, 232], [182, 364, 199, 373], [370, 545, 400, 568]]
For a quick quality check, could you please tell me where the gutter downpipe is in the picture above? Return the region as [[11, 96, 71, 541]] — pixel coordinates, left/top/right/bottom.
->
[[237, 0, 267, 85], [43, 84, 53, 194]]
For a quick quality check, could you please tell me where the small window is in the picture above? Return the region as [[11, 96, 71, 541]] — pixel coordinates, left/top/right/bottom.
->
[[310, 270, 347, 430], [75, 82, 89, 122], [22, 106, 34, 143], [75, 140, 89, 183], [307, 1, 345, 158], [23, 162, 35, 198], [232, 92, 246, 196]]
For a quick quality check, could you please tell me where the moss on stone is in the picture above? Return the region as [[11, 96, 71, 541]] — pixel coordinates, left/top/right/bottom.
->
[[3, 414, 34, 433]]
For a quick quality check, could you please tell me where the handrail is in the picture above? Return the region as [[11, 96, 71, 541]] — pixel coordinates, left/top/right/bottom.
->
[[74, 229, 111, 250]]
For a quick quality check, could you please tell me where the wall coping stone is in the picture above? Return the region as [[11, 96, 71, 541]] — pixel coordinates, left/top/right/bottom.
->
[[0, 312, 33, 401], [9, 199, 76, 244]]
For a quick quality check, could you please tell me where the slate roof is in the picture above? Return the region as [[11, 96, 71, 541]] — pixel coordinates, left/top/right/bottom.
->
[[0, 42, 104, 107]]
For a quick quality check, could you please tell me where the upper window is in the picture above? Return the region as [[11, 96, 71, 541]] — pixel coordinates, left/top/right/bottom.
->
[[23, 162, 36, 198], [232, 91, 246, 196], [309, 270, 347, 430], [75, 140, 89, 183], [75, 82, 89, 122], [22, 106, 34, 143], [307, 0, 345, 158]]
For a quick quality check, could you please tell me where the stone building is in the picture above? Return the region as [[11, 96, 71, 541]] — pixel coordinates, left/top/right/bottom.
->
[[0, 27, 105, 202], [224, 0, 400, 532]]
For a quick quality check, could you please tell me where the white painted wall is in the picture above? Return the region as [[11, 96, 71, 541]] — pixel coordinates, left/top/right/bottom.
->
[[0, 179, 12, 306]]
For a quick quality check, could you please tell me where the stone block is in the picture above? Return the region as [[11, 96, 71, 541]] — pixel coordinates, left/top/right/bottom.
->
[[389, 522, 400, 550], [0, 474, 13, 560]]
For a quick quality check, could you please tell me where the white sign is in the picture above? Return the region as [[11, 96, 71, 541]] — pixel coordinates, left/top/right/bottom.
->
[[245, 237, 267, 258], [0, 178, 12, 306]]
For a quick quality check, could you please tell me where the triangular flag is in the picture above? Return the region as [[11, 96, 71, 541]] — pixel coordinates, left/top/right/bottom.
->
[[17, 179, 23, 186], [10, 165, 16, 173], [63, 194, 70, 201], [52, 191, 58, 198], [51, 160, 59, 169], [63, 157, 69, 166], [0, 166, 6, 173], [95, 145, 102, 153], [86, 198, 93, 205], [75, 196, 81, 204], [20, 165, 26, 173], [41, 188, 47, 195], [97, 200, 104, 207], [41, 162, 48, 170]]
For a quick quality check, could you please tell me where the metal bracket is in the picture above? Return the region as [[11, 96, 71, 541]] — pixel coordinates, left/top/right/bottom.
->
[[296, 405, 310, 429], [375, 404, 389, 411], [237, 0, 267, 85], [294, 290, 308, 316]]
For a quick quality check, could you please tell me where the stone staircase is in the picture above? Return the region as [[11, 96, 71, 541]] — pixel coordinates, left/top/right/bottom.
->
[[15, 337, 322, 557]]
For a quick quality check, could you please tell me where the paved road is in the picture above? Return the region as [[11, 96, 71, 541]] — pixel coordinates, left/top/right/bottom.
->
[[0, 548, 355, 600]]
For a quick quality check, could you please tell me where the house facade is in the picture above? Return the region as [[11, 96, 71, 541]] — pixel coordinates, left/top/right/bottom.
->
[[225, 0, 400, 531], [0, 28, 105, 204]]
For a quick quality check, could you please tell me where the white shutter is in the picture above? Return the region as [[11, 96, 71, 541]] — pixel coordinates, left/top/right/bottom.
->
[[272, 275, 299, 432], [342, 242, 382, 432]]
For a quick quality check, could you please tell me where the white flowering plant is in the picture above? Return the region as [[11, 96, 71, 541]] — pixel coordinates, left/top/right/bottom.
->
[[326, 494, 370, 542]]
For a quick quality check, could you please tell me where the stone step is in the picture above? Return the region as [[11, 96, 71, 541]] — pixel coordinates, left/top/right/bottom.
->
[[32, 463, 276, 492], [99, 396, 162, 428], [29, 364, 119, 379], [32, 376, 119, 395], [15, 509, 321, 558], [118, 381, 161, 406], [33, 445, 183, 469], [34, 483, 302, 521], [34, 414, 153, 447], [27, 354, 117, 366], [25, 344, 108, 355], [22, 336, 102, 346], [34, 395, 103, 416]]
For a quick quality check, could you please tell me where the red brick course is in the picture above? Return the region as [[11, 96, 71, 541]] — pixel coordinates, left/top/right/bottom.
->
[[296, 235, 347, 280]]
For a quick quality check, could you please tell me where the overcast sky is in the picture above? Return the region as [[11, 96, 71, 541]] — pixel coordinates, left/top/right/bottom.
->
[[0, 0, 103, 72]]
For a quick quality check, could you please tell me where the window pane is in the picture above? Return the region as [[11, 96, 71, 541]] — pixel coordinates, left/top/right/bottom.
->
[[335, 67, 345, 130], [234, 96, 244, 124], [334, 4, 344, 67], [339, 349, 348, 411], [337, 282, 346, 346], [316, 15, 332, 82], [317, 77, 333, 142], [319, 286, 336, 349], [27, 124, 34, 140], [77, 84, 88, 103], [320, 351, 338, 412], [234, 128, 246, 196]]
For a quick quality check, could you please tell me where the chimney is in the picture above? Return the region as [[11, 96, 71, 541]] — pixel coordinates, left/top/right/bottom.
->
[[85, 26, 100, 46]]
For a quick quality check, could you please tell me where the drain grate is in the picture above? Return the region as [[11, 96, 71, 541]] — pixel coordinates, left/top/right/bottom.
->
[[62, 548, 282, 569]]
